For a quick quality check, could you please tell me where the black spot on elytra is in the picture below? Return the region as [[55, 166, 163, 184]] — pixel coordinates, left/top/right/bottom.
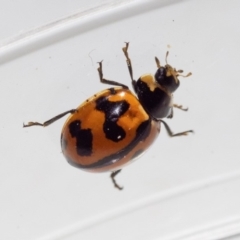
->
[[136, 118, 151, 141], [68, 120, 93, 156], [69, 118, 152, 169], [96, 96, 130, 142]]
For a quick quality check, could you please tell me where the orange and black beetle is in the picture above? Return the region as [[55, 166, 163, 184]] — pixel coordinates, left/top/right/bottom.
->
[[24, 43, 193, 190]]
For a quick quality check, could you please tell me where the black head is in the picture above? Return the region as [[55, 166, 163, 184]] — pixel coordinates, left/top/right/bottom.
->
[[154, 52, 191, 93]]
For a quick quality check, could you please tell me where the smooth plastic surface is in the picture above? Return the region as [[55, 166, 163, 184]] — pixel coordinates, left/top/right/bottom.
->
[[0, 0, 132, 46], [0, 0, 240, 239]]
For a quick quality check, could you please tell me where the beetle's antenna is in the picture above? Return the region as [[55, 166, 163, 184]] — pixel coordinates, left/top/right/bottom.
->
[[165, 51, 169, 65], [155, 57, 161, 68]]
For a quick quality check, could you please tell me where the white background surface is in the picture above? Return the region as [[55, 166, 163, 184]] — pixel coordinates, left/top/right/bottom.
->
[[0, 0, 240, 239]]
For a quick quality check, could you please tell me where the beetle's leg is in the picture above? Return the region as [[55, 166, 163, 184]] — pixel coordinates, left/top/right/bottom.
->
[[122, 42, 137, 88], [110, 169, 123, 190], [97, 61, 128, 89], [23, 109, 77, 128], [167, 104, 189, 119], [160, 120, 194, 137]]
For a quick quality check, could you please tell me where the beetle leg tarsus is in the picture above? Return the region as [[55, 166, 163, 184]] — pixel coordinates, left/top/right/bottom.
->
[[97, 61, 128, 89], [23, 109, 77, 128], [110, 169, 123, 190], [122, 42, 136, 86], [160, 120, 194, 137]]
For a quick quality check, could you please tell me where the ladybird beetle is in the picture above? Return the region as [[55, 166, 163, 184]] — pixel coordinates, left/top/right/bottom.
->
[[24, 43, 193, 190]]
